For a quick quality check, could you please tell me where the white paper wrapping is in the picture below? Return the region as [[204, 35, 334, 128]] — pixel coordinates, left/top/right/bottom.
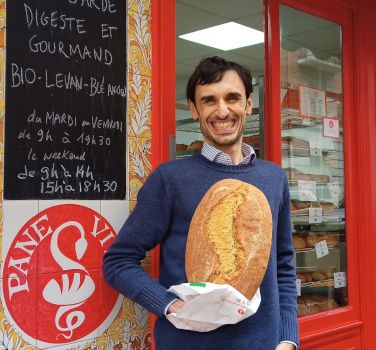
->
[[166, 282, 261, 332]]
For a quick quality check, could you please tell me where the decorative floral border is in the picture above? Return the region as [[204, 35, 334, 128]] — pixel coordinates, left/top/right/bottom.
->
[[0, 0, 153, 349]]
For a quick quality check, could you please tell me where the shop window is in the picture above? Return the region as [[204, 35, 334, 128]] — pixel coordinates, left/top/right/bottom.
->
[[280, 5, 347, 317]]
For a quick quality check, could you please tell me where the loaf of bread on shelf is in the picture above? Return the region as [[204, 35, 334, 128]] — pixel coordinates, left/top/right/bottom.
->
[[176, 144, 187, 151], [293, 235, 306, 249], [304, 234, 321, 248], [304, 233, 339, 248], [290, 200, 336, 215], [187, 140, 203, 151], [297, 294, 339, 317], [296, 271, 312, 283], [323, 232, 340, 247], [185, 179, 272, 300], [297, 269, 335, 283], [310, 271, 327, 282]]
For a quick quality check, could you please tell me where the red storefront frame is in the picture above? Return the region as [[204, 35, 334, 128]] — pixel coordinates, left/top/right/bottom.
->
[[151, 0, 376, 348]]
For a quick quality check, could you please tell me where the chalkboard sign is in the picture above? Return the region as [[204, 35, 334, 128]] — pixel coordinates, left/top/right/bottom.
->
[[4, 0, 127, 199]]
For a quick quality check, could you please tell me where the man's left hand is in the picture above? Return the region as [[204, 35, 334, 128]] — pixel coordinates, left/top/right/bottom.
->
[[276, 343, 295, 350]]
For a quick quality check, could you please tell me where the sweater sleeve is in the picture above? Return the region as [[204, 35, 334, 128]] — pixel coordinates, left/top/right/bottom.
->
[[277, 174, 299, 345], [103, 167, 178, 317]]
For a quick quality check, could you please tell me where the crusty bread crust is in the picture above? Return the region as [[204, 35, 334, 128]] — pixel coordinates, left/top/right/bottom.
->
[[185, 179, 272, 300]]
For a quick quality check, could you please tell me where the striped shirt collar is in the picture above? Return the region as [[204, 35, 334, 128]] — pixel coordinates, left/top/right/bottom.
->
[[201, 141, 256, 165]]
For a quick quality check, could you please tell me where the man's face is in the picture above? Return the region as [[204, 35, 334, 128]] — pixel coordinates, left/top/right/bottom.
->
[[189, 70, 253, 151]]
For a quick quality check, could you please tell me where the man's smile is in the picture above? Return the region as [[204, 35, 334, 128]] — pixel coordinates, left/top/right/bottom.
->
[[211, 119, 237, 133]]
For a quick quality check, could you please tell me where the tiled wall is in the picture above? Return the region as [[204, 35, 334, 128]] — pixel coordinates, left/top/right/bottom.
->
[[0, 0, 153, 349]]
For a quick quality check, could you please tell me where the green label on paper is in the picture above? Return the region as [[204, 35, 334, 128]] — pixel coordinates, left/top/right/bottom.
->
[[189, 282, 206, 287]]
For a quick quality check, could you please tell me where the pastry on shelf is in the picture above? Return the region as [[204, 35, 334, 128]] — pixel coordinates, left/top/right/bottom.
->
[[297, 294, 339, 317], [296, 271, 313, 283]]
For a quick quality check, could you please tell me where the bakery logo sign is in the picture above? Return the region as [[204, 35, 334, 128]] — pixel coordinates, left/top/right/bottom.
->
[[1, 204, 122, 348]]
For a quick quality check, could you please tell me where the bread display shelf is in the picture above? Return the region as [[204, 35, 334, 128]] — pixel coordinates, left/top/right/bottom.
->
[[282, 146, 337, 158], [301, 279, 335, 288], [288, 180, 335, 187], [294, 242, 345, 254], [282, 113, 322, 129], [291, 214, 344, 225], [282, 113, 343, 133], [294, 221, 345, 231]]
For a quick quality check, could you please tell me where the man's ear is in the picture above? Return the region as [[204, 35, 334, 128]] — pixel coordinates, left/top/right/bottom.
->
[[246, 95, 253, 115], [189, 100, 200, 120]]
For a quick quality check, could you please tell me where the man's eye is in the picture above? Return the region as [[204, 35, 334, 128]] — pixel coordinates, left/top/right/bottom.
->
[[227, 95, 241, 102]]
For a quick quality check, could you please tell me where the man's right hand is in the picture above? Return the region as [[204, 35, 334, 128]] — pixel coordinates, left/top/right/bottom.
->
[[167, 299, 186, 314]]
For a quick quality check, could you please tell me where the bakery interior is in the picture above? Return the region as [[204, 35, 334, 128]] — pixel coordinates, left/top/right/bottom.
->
[[175, 0, 345, 317]]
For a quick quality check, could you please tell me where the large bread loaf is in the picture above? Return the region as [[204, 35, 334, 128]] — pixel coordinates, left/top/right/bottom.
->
[[185, 179, 272, 299]]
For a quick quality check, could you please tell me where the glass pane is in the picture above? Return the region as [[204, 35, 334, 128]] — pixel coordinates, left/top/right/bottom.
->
[[280, 6, 347, 317], [175, 0, 265, 159]]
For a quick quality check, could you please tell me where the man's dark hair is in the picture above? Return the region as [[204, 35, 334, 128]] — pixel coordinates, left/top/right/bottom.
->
[[186, 56, 253, 105]]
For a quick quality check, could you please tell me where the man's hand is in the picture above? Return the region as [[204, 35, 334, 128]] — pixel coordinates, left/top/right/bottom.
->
[[276, 343, 295, 350], [167, 300, 186, 314]]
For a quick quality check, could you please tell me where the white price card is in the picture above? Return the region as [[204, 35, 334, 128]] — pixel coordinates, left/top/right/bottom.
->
[[296, 279, 302, 296], [298, 180, 317, 201], [309, 207, 323, 223], [323, 117, 340, 138], [315, 240, 329, 258], [334, 272, 347, 288], [309, 141, 322, 156]]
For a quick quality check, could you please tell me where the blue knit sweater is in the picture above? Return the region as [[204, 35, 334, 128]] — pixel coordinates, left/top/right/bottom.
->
[[103, 153, 298, 349]]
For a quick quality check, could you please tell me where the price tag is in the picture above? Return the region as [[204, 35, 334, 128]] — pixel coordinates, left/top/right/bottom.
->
[[309, 207, 323, 223], [296, 279, 302, 296], [334, 272, 346, 288], [328, 182, 342, 207], [298, 180, 317, 201], [309, 141, 322, 156], [314, 240, 329, 258]]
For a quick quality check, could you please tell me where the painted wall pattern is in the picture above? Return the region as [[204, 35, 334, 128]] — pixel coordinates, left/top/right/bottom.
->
[[0, 0, 153, 349]]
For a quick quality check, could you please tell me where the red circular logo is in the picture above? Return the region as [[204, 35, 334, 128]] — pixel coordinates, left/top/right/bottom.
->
[[1, 204, 122, 347], [237, 308, 245, 315]]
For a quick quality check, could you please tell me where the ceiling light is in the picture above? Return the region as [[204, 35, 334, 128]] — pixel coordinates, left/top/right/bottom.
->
[[179, 22, 264, 51]]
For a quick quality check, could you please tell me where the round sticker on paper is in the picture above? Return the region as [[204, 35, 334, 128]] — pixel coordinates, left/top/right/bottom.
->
[[1, 204, 122, 348]]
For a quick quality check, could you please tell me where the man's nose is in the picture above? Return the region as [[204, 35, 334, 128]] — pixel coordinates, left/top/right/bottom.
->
[[216, 100, 229, 118]]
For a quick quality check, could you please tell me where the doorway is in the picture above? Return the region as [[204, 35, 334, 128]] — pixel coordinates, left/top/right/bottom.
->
[[174, 0, 265, 159]]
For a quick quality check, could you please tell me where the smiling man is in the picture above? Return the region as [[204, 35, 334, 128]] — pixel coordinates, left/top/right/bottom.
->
[[104, 56, 299, 350], [188, 64, 253, 165]]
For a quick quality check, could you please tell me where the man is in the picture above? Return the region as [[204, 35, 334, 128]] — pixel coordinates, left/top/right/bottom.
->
[[103, 56, 298, 349]]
